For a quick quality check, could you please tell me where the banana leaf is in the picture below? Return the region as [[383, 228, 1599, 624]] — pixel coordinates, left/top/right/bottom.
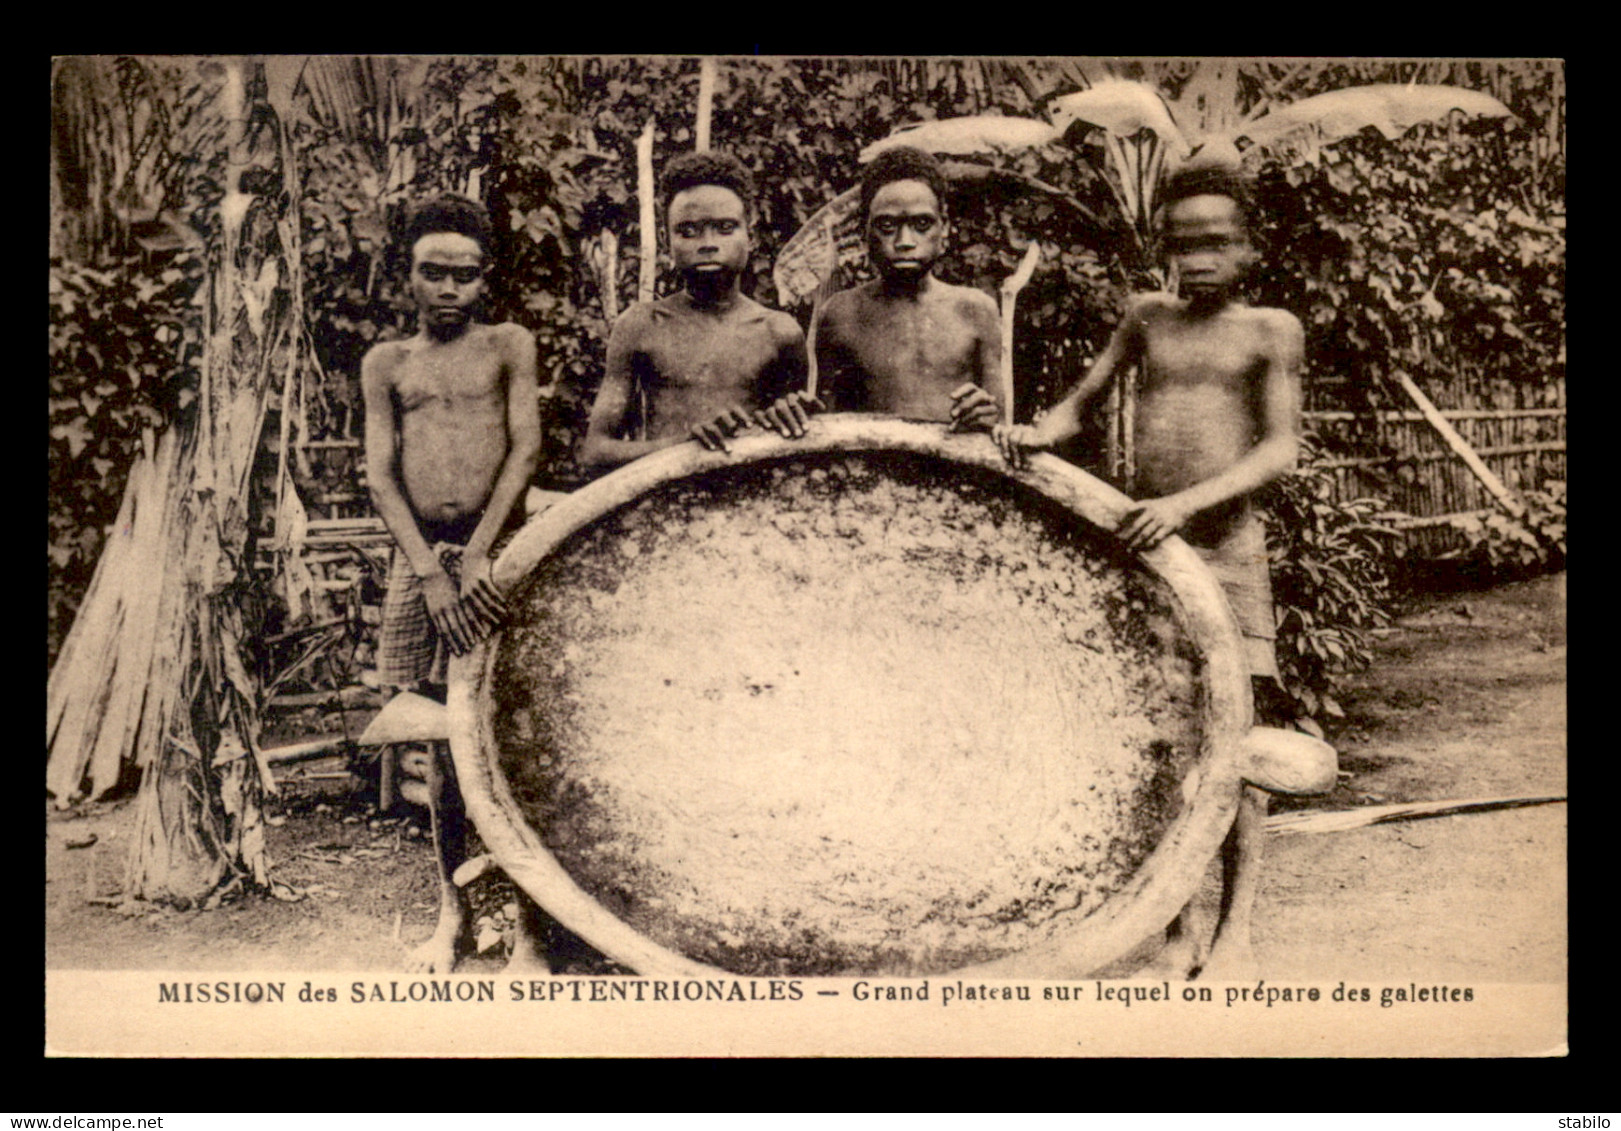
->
[[940, 161, 1110, 232], [1237, 84, 1514, 151], [859, 115, 1061, 163], [1046, 81, 1191, 158]]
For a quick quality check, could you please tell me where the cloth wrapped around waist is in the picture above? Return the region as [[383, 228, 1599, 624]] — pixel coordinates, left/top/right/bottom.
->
[[376, 508, 530, 689], [1181, 509, 1278, 682]]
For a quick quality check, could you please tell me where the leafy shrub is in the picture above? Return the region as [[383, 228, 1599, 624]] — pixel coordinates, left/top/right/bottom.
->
[[1254, 97, 1565, 417], [1445, 478, 1565, 576], [48, 252, 205, 666], [1260, 438, 1404, 725]]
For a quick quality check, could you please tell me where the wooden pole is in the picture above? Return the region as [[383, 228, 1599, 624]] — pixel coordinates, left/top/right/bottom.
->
[[804, 277, 836, 401], [695, 57, 717, 151], [636, 120, 657, 304], [1103, 377, 1121, 481], [998, 241, 1042, 418], [262, 735, 356, 765], [1267, 794, 1565, 836], [1395, 371, 1527, 519], [597, 228, 620, 324]]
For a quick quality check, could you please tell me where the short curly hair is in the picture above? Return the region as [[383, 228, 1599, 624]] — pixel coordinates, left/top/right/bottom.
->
[[1158, 164, 1256, 231], [660, 150, 756, 215], [859, 145, 948, 220], [401, 194, 493, 259]]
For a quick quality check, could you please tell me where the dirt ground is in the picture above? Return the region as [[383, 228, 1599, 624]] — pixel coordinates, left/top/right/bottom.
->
[[44, 572, 1566, 981]]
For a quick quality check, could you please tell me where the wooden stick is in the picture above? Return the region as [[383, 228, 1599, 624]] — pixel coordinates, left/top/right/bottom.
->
[[1267, 794, 1565, 836], [804, 276, 836, 401], [266, 685, 378, 710], [1304, 408, 1566, 422], [1103, 377, 1121, 481], [694, 57, 716, 151], [1120, 363, 1136, 487], [262, 735, 355, 765], [998, 242, 1042, 416], [306, 517, 387, 531], [1392, 508, 1493, 529], [636, 119, 656, 305], [1317, 440, 1566, 470], [272, 319, 296, 544], [597, 227, 619, 323], [1395, 371, 1528, 519]]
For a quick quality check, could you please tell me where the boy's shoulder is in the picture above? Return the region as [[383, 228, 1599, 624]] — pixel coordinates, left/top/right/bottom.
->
[[480, 319, 536, 346], [363, 322, 533, 360], [1125, 294, 1302, 337], [612, 293, 800, 342], [1242, 303, 1305, 338], [360, 334, 413, 379], [725, 296, 805, 353], [607, 296, 671, 341], [1218, 303, 1305, 353], [821, 281, 869, 320], [450, 319, 536, 358], [619, 291, 721, 330], [1124, 289, 1182, 320], [756, 301, 805, 347], [826, 277, 995, 316], [932, 277, 999, 322]]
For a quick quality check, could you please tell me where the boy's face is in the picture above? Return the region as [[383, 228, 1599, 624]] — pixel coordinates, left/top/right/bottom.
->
[[867, 179, 946, 280], [668, 184, 751, 286], [1162, 194, 1254, 300], [410, 232, 486, 330]]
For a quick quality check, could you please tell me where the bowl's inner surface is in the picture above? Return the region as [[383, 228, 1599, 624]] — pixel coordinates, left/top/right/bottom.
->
[[489, 452, 1206, 975]]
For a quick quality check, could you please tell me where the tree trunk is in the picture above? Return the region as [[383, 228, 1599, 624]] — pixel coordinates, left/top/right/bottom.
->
[[49, 56, 299, 906]]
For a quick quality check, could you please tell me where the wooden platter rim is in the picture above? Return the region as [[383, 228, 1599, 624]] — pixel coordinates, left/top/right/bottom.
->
[[450, 415, 1253, 978]]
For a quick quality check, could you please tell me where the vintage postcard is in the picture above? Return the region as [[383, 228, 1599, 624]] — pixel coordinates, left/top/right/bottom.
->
[[46, 55, 1566, 1057]]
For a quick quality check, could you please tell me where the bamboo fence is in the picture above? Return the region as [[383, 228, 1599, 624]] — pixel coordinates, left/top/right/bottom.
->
[[1302, 389, 1565, 558]]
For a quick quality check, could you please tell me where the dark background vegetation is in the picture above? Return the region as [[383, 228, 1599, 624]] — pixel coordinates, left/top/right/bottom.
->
[[49, 56, 1566, 723]]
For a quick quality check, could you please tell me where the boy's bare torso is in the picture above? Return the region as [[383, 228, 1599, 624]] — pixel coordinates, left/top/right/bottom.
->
[[583, 291, 806, 471], [818, 278, 1000, 421], [1141, 294, 1290, 492], [371, 322, 527, 527], [627, 293, 803, 439], [1127, 293, 1298, 536]]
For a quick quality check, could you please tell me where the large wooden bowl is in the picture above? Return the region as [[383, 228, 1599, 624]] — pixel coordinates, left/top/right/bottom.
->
[[448, 416, 1319, 978]]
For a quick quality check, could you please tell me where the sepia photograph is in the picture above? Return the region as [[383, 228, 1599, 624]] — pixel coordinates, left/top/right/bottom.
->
[[46, 55, 1566, 1057]]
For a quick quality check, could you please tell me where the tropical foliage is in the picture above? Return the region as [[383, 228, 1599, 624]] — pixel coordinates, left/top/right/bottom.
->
[[52, 55, 1564, 728], [48, 253, 205, 664], [1259, 439, 1403, 725], [1446, 479, 1566, 576]]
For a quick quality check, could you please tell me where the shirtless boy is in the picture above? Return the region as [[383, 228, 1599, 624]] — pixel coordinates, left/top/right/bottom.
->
[[362, 195, 545, 973], [583, 151, 810, 471], [995, 163, 1304, 977], [815, 145, 1005, 430]]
